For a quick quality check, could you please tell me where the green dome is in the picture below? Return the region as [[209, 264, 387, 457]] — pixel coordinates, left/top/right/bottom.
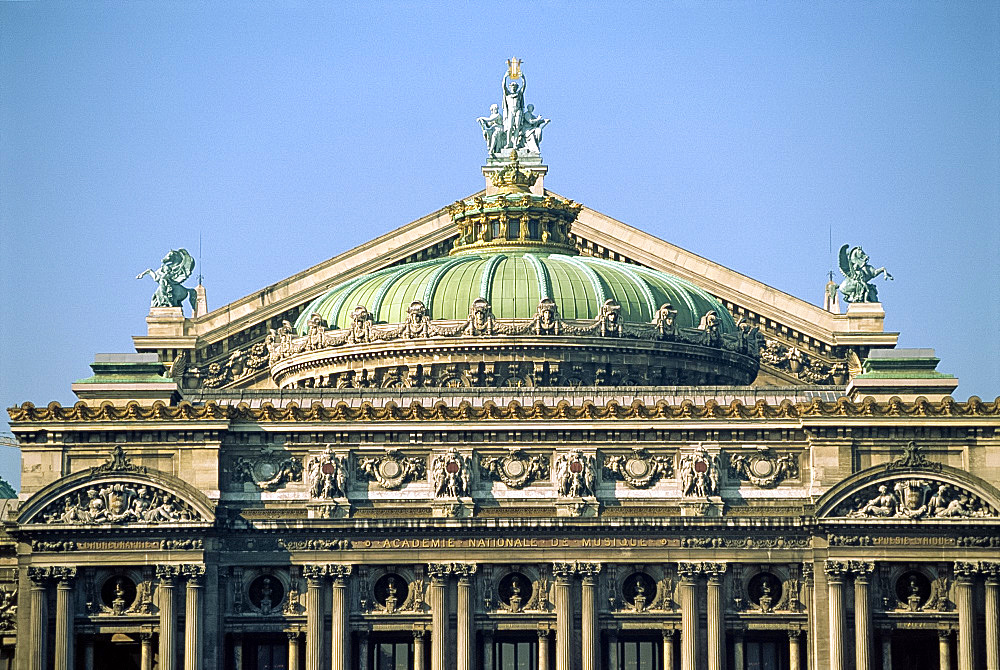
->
[[295, 252, 735, 334]]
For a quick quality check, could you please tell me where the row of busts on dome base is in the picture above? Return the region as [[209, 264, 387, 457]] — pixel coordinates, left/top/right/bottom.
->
[[230, 444, 802, 518], [267, 296, 762, 388]]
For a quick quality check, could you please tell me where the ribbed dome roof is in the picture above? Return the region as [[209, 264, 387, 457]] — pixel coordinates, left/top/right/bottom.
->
[[295, 251, 735, 334]]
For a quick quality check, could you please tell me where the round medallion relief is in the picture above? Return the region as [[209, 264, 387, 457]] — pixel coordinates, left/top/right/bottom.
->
[[498, 572, 533, 608], [503, 459, 526, 479], [101, 575, 136, 611], [373, 573, 406, 609], [747, 572, 782, 609], [750, 459, 775, 478], [248, 575, 284, 613], [625, 458, 650, 479], [622, 572, 656, 605], [895, 571, 931, 610], [254, 461, 278, 480]]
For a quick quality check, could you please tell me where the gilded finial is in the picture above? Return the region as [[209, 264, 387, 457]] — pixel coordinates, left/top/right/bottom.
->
[[490, 151, 537, 194], [506, 57, 522, 80]]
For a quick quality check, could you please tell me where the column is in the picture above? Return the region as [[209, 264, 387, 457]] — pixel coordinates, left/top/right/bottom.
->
[[732, 630, 744, 670], [802, 564, 815, 670], [330, 565, 351, 670], [454, 564, 476, 670], [824, 561, 848, 670], [232, 634, 243, 670], [579, 563, 601, 670], [552, 563, 575, 670], [678, 563, 701, 670], [938, 630, 952, 670], [182, 564, 205, 670], [880, 631, 892, 670], [954, 562, 977, 670], [156, 565, 179, 670], [27, 568, 50, 670], [663, 630, 677, 670], [53, 567, 77, 670], [413, 630, 426, 670], [84, 637, 95, 670], [304, 565, 327, 670], [851, 561, 874, 670], [287, 632, 301, 670], [985, 562, 999, 670], [788, 630, 803, 670], [428, 564, 450, 670], [705, 563, 727, 670], [140, 633, 154, 670], [537, 629, 550, 670], [358, 631, 369, 670]]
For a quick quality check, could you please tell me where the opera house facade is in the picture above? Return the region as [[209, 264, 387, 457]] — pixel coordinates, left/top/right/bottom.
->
[[3, 64, 998, 670]]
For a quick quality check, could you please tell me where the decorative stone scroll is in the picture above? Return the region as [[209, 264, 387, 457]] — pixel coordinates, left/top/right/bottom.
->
[[481, 449, 549, 489], [837, 478, 998, 519], [356, 450, 425, 490], [306, 447, 347, 499], [230, 454, 303, 491], [431, 448, 470, 498], [728, 448, 799, 488], [40, 482, 202, 525], [604, 448, 673, 489], [555, 449, 596, 497]]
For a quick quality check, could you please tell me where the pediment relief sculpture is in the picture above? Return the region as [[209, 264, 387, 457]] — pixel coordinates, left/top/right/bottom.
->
[[835, 479, 997, 519], [728, 447, 799, 488], [480, 449, 549, 489], [38, 481, 203, 525], [356, 450, 425, 491], [604, 448, 673, 489]]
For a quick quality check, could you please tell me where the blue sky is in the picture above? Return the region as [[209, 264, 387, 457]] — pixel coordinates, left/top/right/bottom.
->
[[2, 2, 998, 489]]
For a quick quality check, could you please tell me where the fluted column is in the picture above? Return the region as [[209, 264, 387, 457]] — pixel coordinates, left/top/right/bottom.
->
[[802, 564, 815, 669], [824, 561, 848, 670], [553, 563, 575, 670], [955, 562, 977, 670], [850, 561, 874, 670], [538, 628, 550, 670], [985, 562, 1000, 670], [140, 633, 154, 670], [286, 632, 301, 670], [27, 567, 51, 670], [413, 630, 426, 670], [428, 563, 451, 670], [705, 563, 726, 670], [663, 630, 677, 670], [788, 630, 803, 670], [53, 567, 77, 670], [579, 563, 601, 670], [182, 564, 205, 670], [678, 562, 701, 670], [939, 630, 952, 670], [454, 563, 476, 670], [329, 565, 351, 670], [304, 565, 327, 670], [156, 565, 179, 670]]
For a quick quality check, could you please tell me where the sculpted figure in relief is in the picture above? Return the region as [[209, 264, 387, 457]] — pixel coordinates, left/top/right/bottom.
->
[[837, 244, 893, 303], [403, 301, 431, 338], [348, 305, 374, 344], [306, 447, 347, 499], [555, 449, 596, 497], [654, 303, 678, 340], [678, 447, 721, 497], [599, 299, 623, 337], [465, 298, 496, 336], [533, 298, 562, 335], [431, 448, 470, 498]]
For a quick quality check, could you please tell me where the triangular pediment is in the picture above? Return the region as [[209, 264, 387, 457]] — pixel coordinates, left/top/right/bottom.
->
[[133, 190, 897, 390]]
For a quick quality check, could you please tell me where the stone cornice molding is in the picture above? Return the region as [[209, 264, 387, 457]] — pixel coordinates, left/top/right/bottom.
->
[[10, 396, 999, 424]]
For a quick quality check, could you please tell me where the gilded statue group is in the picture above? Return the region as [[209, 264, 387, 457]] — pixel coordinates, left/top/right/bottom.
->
[[478, 58, 550, 157]]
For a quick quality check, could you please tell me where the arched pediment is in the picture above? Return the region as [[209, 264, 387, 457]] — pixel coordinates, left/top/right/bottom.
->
[[17, 446, 215, 526], [816, 444, 1000, 520]]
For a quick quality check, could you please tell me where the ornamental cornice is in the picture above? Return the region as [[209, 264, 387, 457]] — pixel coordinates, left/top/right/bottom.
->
[[9, 396, 1000, 424]]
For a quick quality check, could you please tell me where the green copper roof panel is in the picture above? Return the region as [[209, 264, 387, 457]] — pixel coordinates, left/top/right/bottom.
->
[[379, 263, 441, 323], [432, 255, 486, 320], [546, 256, 600, 319]]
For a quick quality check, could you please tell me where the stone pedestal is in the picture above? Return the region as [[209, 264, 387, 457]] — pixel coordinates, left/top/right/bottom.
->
[[430, 499, 475, 518], [679, 497, 724, 517]]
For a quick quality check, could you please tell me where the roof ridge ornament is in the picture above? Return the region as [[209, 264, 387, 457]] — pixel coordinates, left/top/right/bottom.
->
[[489, 150, 538, 194], [886, 441, 941, 472], [93, 445, 147, 475]]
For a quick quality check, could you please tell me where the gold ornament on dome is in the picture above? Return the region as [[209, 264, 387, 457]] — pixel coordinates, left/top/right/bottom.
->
[[506, 57, 522, 80], [490, 151, 538, 194]]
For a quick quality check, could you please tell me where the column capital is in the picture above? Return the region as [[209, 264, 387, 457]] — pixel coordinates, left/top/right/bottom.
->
[[28, 566, 55, 584], [677, 562, 703, 582], [824, 560, 849, 582], [302, 564, 328, 583], [552, 562, 576, 581], [937, 628, 953, 641], [848, 561, 875, 582], [451, 562, 477, 580], [140, 632, 154, 642], [328, 564, 352, 584], [537, 627, 550, 640], [703, 562, 727, 581], [662, 628, 677, 641], [979, 561, 1000, 583], [155, 564, 180, 583], [181, 564, 205, 585], [577, 562, 601, 581], [801, 562, 814, 585], [286, 630, 301, 642], [427, 563, 452, 582], [788, 628, 803, 641], [413, 628, 426, 642], [953, 561, 979, 583], [52, 566, 77, 583]]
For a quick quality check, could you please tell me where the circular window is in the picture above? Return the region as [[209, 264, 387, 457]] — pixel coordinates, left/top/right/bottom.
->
[[248, 575, 284, 614], [895, 571, 931, 611], [622, 572, 656, 606], [101, 576, 136, 613], [498, 572, 533, 611], [373, 574, 406, 611], [747, 573, 783, 611]]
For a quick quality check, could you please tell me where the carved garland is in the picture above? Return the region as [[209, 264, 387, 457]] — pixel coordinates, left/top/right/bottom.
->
[[604, 448, 673, 489], [481, 449, 549, 489]]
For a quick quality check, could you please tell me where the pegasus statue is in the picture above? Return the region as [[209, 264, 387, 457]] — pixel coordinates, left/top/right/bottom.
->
[[837, 244, 893, 303], [136, 248, 198, 312]]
